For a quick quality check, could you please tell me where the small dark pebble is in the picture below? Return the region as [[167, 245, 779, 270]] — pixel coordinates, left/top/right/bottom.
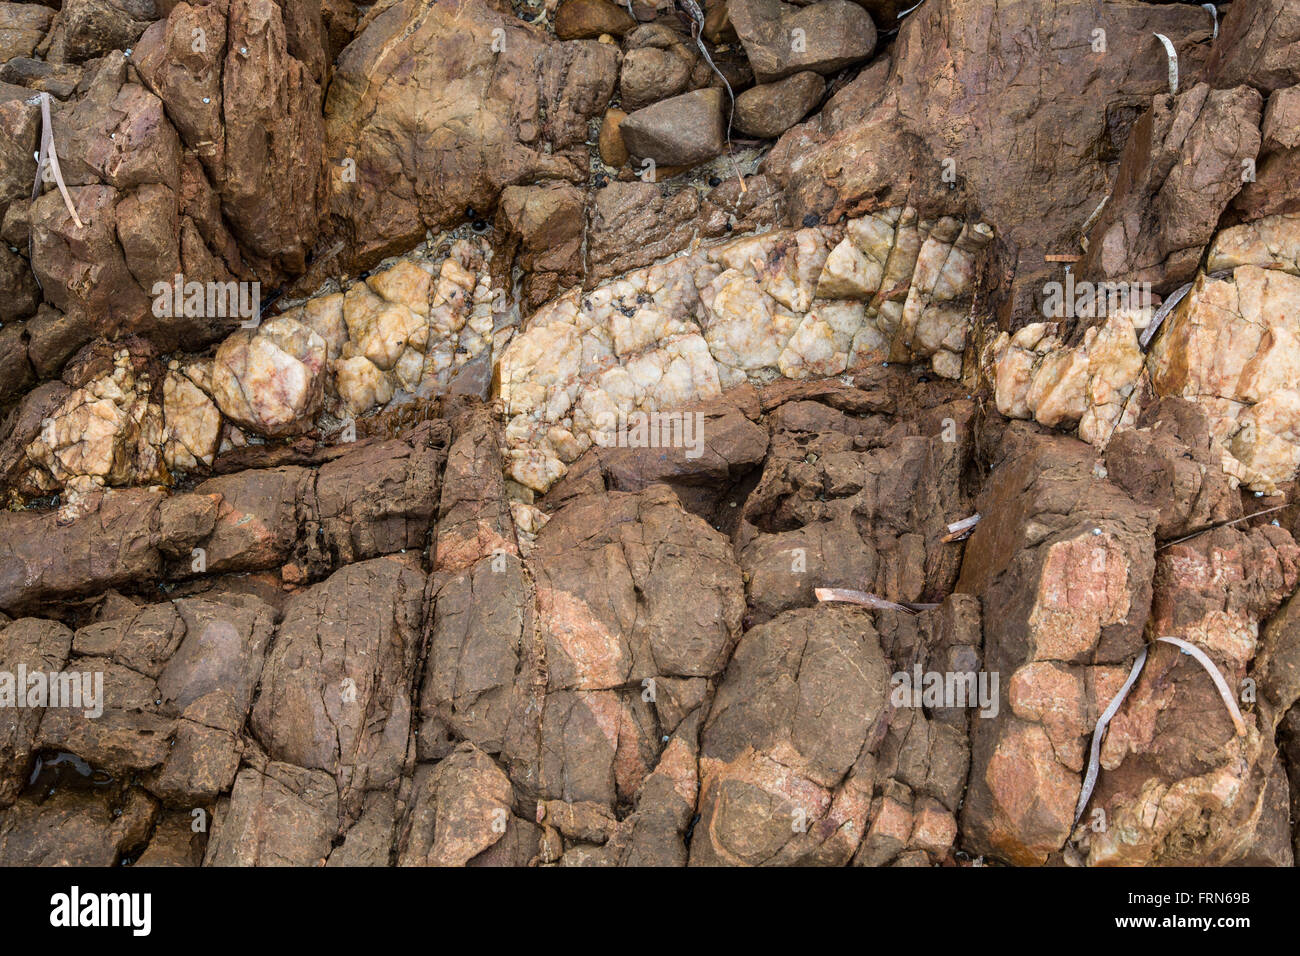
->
[[708, 175, 721, 187], [472, 219, 489, 233], [594, 173, 608, 188], [724, 223, 733, 232], [802, 213, 821, 228], [465, 207, 477, 219]]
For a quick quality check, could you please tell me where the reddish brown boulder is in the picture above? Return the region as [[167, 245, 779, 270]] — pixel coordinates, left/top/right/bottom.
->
[[1079, 83, 1262, 294], [554, 0, 635, 40], [763, 0, 1215, 318], [324, 0, 616, 267], [251, 554, 426, 822]]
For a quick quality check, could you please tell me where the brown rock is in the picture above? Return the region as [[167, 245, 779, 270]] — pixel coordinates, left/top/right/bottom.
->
[[728, 0, 876, 83], [734, 70, 824, 139], [397, 744, 516, 866], [1079, 83, 1262, 294], [204, 762, 338, 866], [33, 595, 276, 802], [702, 0, 734, 43], [762, 0, 1215, 318], [44, 0, 153, 64], [958, 428, 1158, 865], [0, 787, 157, 866], [324, 0, 615, 267], [135, 810, 207, 866], [554, 0, 635, 40], [0, 3, 55, 63], [691, 605, 888, 865], [0, 618, 73, 805], [1103, 398, 1240, 540], [619, 23, 712, 112], [599, 107, 629, 168], [619, 87, 725, 167], [496, 182, 585, 296], [0, 323, 32, 405], [1207, 0, 1300, 92], [0, 83, 37, 229], [586, 179, 704, 281], [251, 555, 426, 822]]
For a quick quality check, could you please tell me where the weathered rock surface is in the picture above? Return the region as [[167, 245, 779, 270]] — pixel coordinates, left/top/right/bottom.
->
[[323, 0, 616, 267], [734, 71, 824, 139], [4, 0, 1300, 875], [499, 209, 992, 492], [555, 0, 635, 40], [619, 87, 726, 167], [763, 0, 1215, 317], [729, 0, 876, 84], [1079, 83, 1262, 294]]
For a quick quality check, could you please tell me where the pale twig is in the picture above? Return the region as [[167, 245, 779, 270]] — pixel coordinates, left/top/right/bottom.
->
[[1074, 645, 1147, 825], [1153, 33, 1178, 96], [1156, 504, 1289, 551], [1156, 636, 1247, 737], [32, 92, 83, 229], [942, 513, 980, 542], [1078, 195, 1108, 251], [814, 588, 928, 614]]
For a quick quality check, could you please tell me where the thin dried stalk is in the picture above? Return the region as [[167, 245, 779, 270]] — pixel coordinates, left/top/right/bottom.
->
[[942, 513, 981, 542], [32, 92, 83, 229], [1156, 503, 1289, 551], [1078, 196, 1109, 251], [1156, 636, 1247, 737], [1074, 645, 1147, 825], [1153, 33, 1178, 96], [815, 588, 918, 614]]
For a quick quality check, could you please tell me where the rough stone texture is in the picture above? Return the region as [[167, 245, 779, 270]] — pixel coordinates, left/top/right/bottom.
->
[[0, 419, 447, 612], [496, 183, 585, 308], [5, 0, 1300, 874], [251, 555, 425, 823], [0, 4, 54, 64], [619, 87, 726, 167], [735, 71, 824, 140], [1207, 0, 1300, 93], [499, 209, 992, 492], [618, 23, 712, 113], [1078, 83, 1262, 295], [204, 762, 338, 866], [555, 0, 635, 40], [763, 0, 1215, 318], [44, 0, 155, 65], [958, 429, 1156, 865], [1150, 266, 1300, 492], [35, 594, 276, 803], [1078, 525, 1299, 866], [728, 0, 876, 83], [992, 310, 1144, 446], [323, 0, 616, 268]]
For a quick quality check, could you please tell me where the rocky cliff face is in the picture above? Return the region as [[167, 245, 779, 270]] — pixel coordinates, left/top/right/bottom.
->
[[1, 0, 1299, 869]]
